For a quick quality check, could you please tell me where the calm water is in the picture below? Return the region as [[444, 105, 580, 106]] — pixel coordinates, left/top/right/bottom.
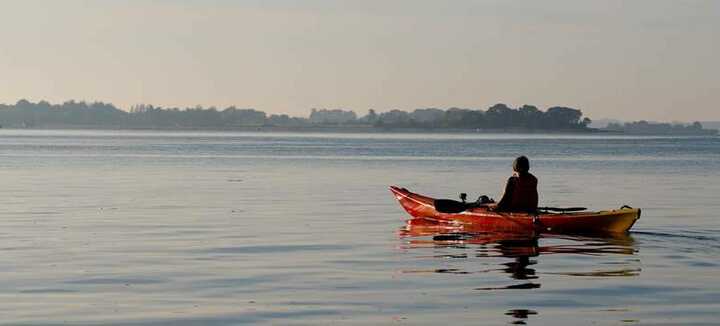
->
[[0, 130, 719, 325]]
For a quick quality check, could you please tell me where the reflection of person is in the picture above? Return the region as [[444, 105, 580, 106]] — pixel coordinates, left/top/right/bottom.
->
[[495, 156, 538, 212]]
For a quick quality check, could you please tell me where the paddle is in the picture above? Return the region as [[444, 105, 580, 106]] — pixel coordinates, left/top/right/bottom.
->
[[434, 198, 586, 214], [538, 206, 587, 212]]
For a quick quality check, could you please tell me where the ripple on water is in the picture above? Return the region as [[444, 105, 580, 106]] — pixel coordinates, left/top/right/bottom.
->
[[199, 244, 354, 254], [65, 278, 166, 285]]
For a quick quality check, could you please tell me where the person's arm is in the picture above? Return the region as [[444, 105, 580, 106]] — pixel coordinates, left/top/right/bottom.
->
[[494, 177, 515, 211]]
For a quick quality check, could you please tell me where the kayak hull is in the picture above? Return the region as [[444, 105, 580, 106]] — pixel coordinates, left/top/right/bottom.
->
[[389, 186, 640, 234]]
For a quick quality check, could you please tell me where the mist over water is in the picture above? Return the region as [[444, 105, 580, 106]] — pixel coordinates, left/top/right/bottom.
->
[[0, 130, 718, 325]]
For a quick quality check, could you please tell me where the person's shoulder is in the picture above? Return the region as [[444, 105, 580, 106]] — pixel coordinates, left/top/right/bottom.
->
[[518, 172, 537, 183], [527, 173, 538, 184]]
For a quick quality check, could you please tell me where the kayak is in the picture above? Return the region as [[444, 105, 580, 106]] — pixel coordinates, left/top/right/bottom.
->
[[389, 186, 640, 233]]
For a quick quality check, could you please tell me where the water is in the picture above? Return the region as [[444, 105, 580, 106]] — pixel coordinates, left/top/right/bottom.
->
[[0, 130, 718, 325]]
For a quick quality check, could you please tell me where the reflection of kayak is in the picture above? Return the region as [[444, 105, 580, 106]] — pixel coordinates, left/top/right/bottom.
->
[[398, 218, 637, 257], [399, 218, 636, 247], [398, 219, 640, 289], [390, 186, 640, 233]]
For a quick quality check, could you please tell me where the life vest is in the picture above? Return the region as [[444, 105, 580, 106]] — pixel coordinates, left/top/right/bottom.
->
[[499, 173, 538, 212]]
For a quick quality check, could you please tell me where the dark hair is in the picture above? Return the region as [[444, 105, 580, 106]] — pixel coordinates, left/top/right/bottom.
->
[[513, 156, 530, 173]]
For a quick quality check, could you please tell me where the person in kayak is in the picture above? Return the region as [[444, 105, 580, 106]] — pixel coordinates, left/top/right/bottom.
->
[[494, 156, 538, 212]]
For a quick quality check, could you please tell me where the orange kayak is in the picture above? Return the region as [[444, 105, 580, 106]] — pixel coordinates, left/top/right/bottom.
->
[[389, 186, 640, 233]]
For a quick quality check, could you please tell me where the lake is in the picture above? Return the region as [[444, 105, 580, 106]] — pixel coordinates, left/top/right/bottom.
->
[[0, 130, 718, 325]]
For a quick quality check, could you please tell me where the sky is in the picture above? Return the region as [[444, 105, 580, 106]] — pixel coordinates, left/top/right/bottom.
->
[[0, 0, 718, 121]]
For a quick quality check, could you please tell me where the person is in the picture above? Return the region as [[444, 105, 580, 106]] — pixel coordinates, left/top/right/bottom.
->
[[494, 156, 538, 212]]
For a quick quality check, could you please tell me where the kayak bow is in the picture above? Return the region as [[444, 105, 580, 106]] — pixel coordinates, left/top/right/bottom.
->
[[389, 186, 640, 234]]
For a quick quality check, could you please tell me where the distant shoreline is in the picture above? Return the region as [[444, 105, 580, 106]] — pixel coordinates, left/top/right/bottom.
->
[[4, 99, 716, 136], [1, 124, 716, 136], [0, 124, 598, 134]]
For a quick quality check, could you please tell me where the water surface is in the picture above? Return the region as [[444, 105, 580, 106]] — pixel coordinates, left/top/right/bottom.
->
[[0, 130, 718, 325]]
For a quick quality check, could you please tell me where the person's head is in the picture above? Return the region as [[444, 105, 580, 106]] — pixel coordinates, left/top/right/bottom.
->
[[513, 156, 530, 174]]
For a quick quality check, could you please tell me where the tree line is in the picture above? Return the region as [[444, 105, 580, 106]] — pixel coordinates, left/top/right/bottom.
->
[[605, 120, 716, 135], [0, 99, 592, 131]]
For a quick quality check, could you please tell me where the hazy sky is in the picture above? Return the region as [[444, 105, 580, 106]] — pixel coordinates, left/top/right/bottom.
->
[[0, 0, 718, 121]]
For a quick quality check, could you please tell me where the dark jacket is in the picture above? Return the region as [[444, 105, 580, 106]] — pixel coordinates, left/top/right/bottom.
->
[[497, 172, 538, 212]]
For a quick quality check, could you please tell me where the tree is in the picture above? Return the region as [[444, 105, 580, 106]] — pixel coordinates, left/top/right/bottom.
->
[[582, 117, 592, 127], [545, 107, 584, 129], [360, 109, 378, 124], [518, 105, 542, 129], [486, 103, 516, 128]]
